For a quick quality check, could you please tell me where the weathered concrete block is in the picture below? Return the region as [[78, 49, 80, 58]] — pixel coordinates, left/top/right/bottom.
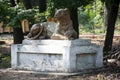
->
[[11, 39, 103, 72]]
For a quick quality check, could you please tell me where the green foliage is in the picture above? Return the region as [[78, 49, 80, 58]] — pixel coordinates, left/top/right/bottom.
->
[[48, 0, 93, 9], [7, 4, 49, 28], [0, 1, 49, 28], [78, 0, 104, 34], [0, 0, 11, 26], [7, 6, 38, 28], [0, 54, 11, 68], [47, 0, 94, 17], [46, 0, 55, 17]]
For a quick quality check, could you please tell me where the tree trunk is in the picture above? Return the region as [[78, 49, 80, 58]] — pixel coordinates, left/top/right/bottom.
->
[[10, 0, 24, 44], [17, 0, 19, 4], [39, 0, 46, 13], [69, 8, 79, 38], [103, 0, 119, 54], [22, 0, 32, 9], [104, 4, 108, 27], [10, 0, 16, 6], [13, 28, 24, 44]]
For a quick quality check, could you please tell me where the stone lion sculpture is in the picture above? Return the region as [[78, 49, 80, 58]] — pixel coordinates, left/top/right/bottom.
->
[[26, 8, 78, 40], [26, 22, 59, 40], [53, 8, 78, 40]]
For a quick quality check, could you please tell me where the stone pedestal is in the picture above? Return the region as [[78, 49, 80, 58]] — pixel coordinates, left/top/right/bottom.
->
[[11, 39, 103, 72]]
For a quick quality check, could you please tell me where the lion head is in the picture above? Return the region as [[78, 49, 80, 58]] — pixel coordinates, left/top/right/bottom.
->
[[54, 8, 71, 22]]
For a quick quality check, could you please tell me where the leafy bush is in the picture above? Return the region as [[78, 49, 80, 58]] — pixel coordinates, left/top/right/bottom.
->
[[0, 0, 11, 26], [47, 0, 94, 17], [0, 53, 11, 68], [78, 0, 104, 34], [0, 1, 49, 28]]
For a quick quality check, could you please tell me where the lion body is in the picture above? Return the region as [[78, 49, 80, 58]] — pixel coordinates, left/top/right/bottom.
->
[[26, 9, 78, 40]]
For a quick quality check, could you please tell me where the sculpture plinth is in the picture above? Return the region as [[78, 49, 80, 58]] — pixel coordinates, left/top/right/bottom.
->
[[11, 39, 103, 72]]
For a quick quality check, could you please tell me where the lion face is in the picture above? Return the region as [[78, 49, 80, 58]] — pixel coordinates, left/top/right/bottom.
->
[[54, 9, 70, 21]]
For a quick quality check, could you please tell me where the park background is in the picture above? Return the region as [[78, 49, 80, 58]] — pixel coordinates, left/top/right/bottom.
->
[[0, 0, 120, 80]]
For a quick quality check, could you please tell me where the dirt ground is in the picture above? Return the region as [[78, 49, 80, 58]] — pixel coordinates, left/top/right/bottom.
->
[[0, 34, 120, 80], [0, 66, 120, 80]]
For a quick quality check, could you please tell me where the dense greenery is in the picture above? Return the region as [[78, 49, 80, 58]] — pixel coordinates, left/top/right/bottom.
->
[[47, 0, 94, 16], [48, 0, 93, 9], [0, 0, 49, 28], [0, 0, 120, 35], [0, 0, 10, 26], [0, 53, 10, 68], [78, 0, 105, 34]]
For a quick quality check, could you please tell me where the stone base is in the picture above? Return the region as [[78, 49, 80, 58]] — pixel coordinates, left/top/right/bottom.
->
[[11, 39, 103, 73]]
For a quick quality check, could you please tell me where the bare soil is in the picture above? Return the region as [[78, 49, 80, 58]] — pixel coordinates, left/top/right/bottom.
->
[[0, 67, 120, 80]]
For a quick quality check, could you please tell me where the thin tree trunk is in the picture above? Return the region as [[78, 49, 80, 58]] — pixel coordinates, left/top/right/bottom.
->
[[22, 0, 32, 9], [10, 0, 24, 44], [39, 0, 46, 13], [69, 8, 79, 38], [13, 28, 24, 44], [103, 0, 120, 54], [10, 0, 16, 6], [17, 0, 19, 4]]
